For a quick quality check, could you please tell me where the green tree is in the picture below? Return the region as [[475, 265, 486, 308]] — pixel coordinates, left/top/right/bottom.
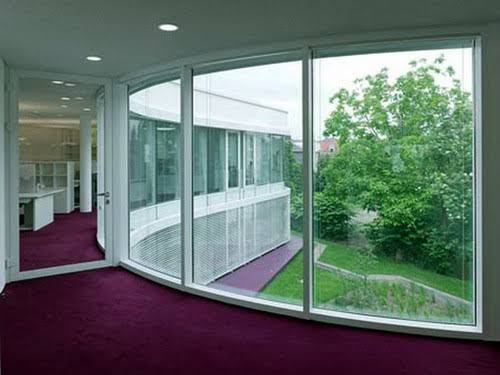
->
[[283, 138, 303, 196], [322, 56, 473, 277]]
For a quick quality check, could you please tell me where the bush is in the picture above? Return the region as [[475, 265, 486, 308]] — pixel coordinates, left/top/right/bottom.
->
[[366, 195, 431, 263], [291, 192, 353, 241], [366, 201, 472, 277]]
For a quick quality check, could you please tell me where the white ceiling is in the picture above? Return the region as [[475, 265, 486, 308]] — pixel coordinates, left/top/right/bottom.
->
[[1, 0, 499, 78], [19, 77, 99, 128]]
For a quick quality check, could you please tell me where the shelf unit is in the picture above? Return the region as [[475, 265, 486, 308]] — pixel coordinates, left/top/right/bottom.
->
[[21, 161, 76, 214]]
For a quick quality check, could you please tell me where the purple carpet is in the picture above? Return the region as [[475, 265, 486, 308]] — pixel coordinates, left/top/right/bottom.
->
[[20, 210, 104, 271], [211, 236, 303, 295], [0, 268, 499, 374]]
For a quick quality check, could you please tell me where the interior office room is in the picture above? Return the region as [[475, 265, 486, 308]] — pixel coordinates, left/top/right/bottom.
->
[[1, 1, 500, 374], [17, 77, 105, 270]]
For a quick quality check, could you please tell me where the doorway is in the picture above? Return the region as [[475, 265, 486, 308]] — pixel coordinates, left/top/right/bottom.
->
[[8, 72, 112, 280]]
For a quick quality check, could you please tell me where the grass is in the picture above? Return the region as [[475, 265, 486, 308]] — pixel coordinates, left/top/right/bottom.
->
[[260, 251, 345, 305], [261, 237, 472, 304], [260, 249, 473, 323], [318, 242, 472, 301]]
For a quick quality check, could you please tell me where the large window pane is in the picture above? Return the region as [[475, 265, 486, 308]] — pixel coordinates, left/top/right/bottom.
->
[[228, 132, 239, 188], [256, 134, 270, 185], [193, 60, 303, 305], [129, 118, 154, 209], [271, 135, 283, 183], [128, 79, 181, 278], [193, 127, 207, 196], [245, 133, 255, 185], [207, 128, 226, 193], [312, 47, 475, 324], [156, 122, 180, 203]]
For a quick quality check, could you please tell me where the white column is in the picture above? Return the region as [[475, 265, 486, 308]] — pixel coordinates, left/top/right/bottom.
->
[[79, 114, 92, 213]]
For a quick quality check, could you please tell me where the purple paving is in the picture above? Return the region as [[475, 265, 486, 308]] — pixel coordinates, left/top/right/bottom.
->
[[210, 235, 303, 296]]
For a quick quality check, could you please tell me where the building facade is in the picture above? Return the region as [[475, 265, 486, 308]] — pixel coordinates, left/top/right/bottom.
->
[[129, 81, 291, 284]]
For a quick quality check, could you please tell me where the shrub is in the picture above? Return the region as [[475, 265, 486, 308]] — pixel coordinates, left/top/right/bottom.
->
[[291, 192, 353, 241]]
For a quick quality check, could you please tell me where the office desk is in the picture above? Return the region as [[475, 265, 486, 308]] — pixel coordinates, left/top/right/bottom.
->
[[19, 189, 64, 231]]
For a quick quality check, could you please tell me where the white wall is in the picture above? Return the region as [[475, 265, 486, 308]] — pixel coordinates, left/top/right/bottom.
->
[[0, 58, 7, 292]]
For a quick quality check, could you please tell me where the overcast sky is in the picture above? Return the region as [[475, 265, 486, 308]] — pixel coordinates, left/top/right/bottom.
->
[[193, 47, 472, 141]]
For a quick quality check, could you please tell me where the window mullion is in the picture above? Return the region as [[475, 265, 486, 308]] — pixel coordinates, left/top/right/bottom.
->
[[302, 47, 313, 315], [181, 65, 193, 286]]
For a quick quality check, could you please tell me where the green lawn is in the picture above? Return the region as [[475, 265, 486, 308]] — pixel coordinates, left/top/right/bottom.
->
[[319, 243, 472, 301], [261, 240, 472, 304], [260, 251, 346, 305]]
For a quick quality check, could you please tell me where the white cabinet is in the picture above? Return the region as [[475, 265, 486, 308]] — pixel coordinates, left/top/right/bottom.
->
[[20, 161, 75, 214], [53, 162, 75, 214]]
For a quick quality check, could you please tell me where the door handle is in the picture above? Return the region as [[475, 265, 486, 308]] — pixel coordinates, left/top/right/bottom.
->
[[97, 192, 110, 198]]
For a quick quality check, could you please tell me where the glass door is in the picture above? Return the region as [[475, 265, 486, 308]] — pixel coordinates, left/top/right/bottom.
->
[[14, 74, 110, 276]]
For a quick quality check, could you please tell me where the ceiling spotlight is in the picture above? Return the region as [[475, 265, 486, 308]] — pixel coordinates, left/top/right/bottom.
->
[[158, 23, 179, 32], [61, 97, 71, 101], [86, 56, 102, 62], [61, 104, 68, 108], [64, 82, 76, 87], [74, 96, 84, 100], [52, 80, 64, 85], [83, 107, 91, 111]]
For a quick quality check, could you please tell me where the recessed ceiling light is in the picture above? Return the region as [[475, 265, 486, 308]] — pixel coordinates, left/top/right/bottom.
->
[[64, 82, 76, 87], [86, 56, 102, 62], [74, 96, 84, 100], [60, 104, 68, 108], [61, 97, 71, 101], [158, 23, 179, 32], [52, 80, 64, 85], [83, 107, 91, 111]]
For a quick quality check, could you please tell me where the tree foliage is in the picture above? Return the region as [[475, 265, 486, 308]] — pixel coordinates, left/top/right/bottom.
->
[[321, 56, 473, 277]]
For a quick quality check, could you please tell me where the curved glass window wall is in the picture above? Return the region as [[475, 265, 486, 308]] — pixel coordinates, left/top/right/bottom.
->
[[127, 39, 478, 331]]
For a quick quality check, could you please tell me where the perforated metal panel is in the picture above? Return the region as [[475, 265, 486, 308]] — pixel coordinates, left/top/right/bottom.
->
[[227, 208, 241, 269], [194, 211, 228, 284], [130, 223, 181, 278], [194, 195, 290, 285], [131, 194, 290, 286], [244, 204, 255, 259], [255, 199, 271, 253]]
